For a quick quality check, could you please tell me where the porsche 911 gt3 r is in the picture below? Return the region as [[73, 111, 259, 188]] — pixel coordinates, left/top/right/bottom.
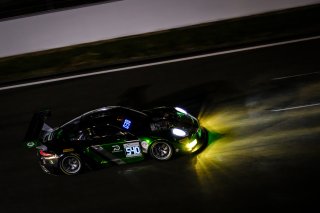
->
[[25, 106, 208, 175]]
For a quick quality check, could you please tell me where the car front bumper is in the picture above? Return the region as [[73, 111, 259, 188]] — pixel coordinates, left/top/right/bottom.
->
[[174, 127, 208, 154]]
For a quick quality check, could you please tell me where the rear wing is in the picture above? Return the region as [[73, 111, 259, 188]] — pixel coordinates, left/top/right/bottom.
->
[[24, 110, 53, 148]]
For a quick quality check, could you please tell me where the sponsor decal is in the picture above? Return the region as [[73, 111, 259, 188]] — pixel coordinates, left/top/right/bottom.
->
[[141, 141, 148, 149], [91, 145, 126, 165], [63, 148, 75, 153], [140, 141, 149, 153], [122, 119, 131, 129], [26, 141, 35, 148], [112, 145, 122, 153]]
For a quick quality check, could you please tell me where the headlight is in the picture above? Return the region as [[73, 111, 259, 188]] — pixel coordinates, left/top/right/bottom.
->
[[175, 107, 187, 114], [186, 139, 197, 150], [172, 128, 187, 137]]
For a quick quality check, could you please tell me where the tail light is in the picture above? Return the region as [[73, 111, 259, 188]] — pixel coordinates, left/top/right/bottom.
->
[[39, 150, 54, 157]]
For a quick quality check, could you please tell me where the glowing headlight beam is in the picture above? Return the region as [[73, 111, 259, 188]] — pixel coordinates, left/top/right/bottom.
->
[[186, 139, 197, 150], [172, 128, 187, 137]]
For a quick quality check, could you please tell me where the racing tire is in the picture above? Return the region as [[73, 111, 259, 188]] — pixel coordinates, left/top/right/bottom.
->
[[59, 154, 82, 175], [150, 141, 173, 161]]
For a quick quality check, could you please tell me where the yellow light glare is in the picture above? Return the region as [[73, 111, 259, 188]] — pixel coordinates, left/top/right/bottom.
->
[[186, 139, 197, 150]]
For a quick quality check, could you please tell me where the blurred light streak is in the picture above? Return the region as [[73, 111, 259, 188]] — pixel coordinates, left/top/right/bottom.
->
[[271, 102, 320, 112], [199, 105, 320, 132], [194, 89, 320, 188]]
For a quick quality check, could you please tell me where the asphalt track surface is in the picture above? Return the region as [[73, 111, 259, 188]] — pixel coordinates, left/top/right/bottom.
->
[[0, 38, 320, 212]]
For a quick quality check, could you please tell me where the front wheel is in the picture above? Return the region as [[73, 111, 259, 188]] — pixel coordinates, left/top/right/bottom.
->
[[149, 141, 173, 160], [59, 154, 82, 175]]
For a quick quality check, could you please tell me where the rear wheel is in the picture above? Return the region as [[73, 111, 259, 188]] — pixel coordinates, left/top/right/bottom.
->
[[150, 141, 173, 160], [59, 154, 82, 175]]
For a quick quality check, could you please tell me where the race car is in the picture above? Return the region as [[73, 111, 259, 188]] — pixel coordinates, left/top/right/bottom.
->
[[25, 106, 208, 175]]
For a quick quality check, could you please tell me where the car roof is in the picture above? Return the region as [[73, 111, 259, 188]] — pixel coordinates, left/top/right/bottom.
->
[[80, 106, 117, 117], [60, 106, 147, 128], [81, 106, 147, 118], [60, 106, 116, 128]]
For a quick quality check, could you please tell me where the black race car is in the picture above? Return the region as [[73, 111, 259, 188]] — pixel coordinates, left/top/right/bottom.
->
[[25, 106, 208, 175]]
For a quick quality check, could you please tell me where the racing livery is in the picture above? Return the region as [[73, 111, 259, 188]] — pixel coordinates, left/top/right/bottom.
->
[[25, 106, 208, 175]]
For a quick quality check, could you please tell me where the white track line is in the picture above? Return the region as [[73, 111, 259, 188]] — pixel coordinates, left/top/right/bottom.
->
[[272, 71, 320, 80], [1, 35, 320, 91], [270, 103, 320, 112]]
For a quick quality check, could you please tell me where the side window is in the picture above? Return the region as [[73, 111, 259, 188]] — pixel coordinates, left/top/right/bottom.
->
[[86, 125, 136, 143], [62, 118, 82, 141], [92, 125, 121, 139]]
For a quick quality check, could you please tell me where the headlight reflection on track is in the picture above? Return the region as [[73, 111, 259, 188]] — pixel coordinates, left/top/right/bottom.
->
[[194, 102, 320, 189]]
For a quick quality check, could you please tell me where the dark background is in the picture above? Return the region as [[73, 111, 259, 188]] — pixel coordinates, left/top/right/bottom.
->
[[0, 38, 319, 212]]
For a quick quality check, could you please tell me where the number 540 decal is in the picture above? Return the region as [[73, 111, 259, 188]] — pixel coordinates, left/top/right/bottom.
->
[[123, 142, 142, 157]]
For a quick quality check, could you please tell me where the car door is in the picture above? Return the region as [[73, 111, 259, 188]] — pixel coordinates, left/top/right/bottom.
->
[[89, 125, 144, 164]]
